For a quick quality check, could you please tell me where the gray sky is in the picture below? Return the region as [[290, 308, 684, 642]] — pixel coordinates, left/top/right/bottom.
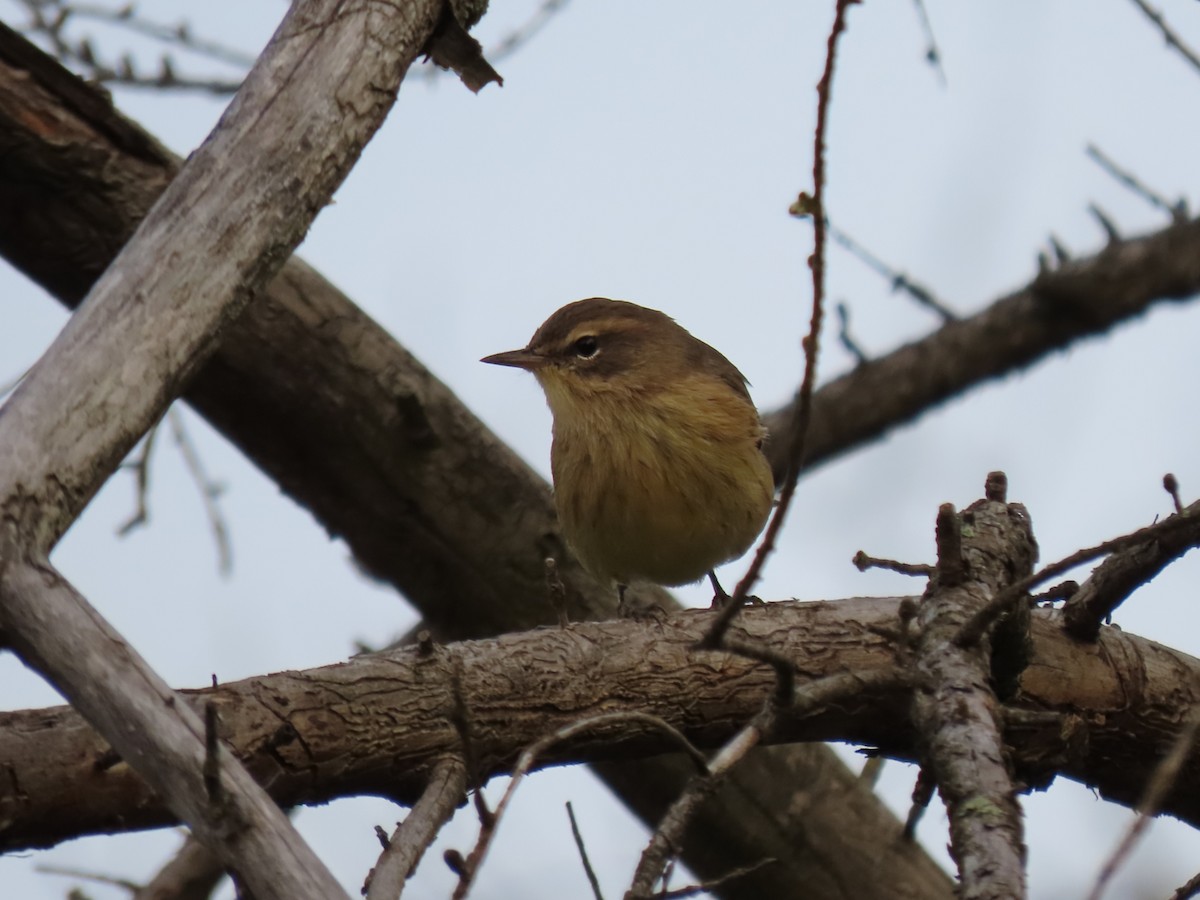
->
[[3, 2, 1200, 898]]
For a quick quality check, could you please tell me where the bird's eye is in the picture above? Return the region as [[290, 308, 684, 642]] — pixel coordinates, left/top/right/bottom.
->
[[573, 335, 599, 359]]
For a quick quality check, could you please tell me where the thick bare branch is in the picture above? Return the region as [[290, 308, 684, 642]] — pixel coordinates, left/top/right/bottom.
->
[[0, 0, 453, 896], [0, 24, 955, 900], [765, 217, 1200, 479], [5, 599, 1200, 850], [911, 483, 1039, 898]]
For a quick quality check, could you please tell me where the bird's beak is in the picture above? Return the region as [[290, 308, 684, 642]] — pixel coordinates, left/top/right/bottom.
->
[[481, 348, 545, 371]]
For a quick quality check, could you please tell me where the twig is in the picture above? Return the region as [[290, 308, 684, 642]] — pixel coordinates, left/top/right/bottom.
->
[[835, 302, 868, 365], [166, 407, 232, 575], [1029, 580, 1078, 606], [1127, 0, 1200, 78], [826, 219, 956, 320], [116, 418, 162, 536], [1062, 496, 1200, 641], [909, 0, 945, 85], [16, 0, 249, 94], [364, 758, 467, 900], [132, 832, 226, 900], [1088, 203, 1122, 244], [418, 0, 568, 83], [1171, 870, 1200, 900], [1086, 143, 1188, 224], [35, 863, 140, 892], [626, 665, 903, 898], [68, 1, 258, 67], [1164, 472, 1184, 514], [1086, 711, 1200, 900], [566, 802, 605, 900], [791, 666, 906, 718], [717, 635, 796, 705], [852, 550, 934, 577], [488, 0, 569, 62], [650, 859, 778, 899], [707, 0, 858, 645], [449, 712, 706, 900], [626, 721, 766, 899], [902, 767, 935, 840], [963, 502, 1200, 647]]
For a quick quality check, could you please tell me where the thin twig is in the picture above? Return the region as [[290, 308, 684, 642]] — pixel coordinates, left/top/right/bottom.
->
[[166, 406, 232, 575], [566, 802, 605, 900], [1127, 0, 1200, 78], [651, 859, 778, 899], [826, 219, 956, 320], [1086, 711, 1200, 900], [17, 0, 250, 93], [1062, 496, 1200, 641], [1164, 472, 1184, 514], [418, 0, 569, 82], [1086, 143, 1188, 224], [706, 0, 858, 646], [909, 0, 945, 85], [957, 507, 1200, 647], [626, 665, 903, 898], [852, 550, 934, 577], [68, 1, 258, 67], [364, 758, 467, 900], [835, 302, 868, 365], [35, 864, 140, 892], [626, 721, 766, 899], [449, 712, 706, 900], [116, 419, 162, 536], [132, 833, 226, 900], [902, 768, 936, 840]]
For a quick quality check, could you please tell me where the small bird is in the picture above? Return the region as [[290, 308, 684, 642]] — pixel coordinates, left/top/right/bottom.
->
[[482, 298, 774, 609]]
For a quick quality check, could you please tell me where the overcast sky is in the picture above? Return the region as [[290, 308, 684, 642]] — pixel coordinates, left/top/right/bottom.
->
[[3, 2, 1200, 898]]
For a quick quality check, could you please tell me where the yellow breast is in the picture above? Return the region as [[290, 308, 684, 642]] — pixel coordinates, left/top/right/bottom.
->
[[541, 370, 774, 586]]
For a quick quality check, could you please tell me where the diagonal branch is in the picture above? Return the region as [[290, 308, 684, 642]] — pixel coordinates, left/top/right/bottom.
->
[[364, 757, 467, 900], [6, 598, 1200, 849], [0, 0, 455, 896], [0, 24, 956, 900], [1062, 497, 1200, 641], [764, 216, 1200, 479]]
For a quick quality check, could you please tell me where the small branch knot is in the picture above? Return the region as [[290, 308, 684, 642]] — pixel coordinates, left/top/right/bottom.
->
[[985, 471, 1008, 503]]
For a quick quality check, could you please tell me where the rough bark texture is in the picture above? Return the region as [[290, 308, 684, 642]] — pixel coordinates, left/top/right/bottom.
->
[[767, 217, 1200, 479], [911, 494, 1039, 900], [1063, 498, 1200, 642], [0, 2, 450, 897], [5, 600, 1200, 853], [0, 22, 954, 900]]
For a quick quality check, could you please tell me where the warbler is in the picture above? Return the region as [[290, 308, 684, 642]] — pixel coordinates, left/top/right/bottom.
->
[[482, 298, 774, 607]]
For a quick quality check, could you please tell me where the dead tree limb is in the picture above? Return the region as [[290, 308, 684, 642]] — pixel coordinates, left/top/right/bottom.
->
[[0, 0, 457, 896]]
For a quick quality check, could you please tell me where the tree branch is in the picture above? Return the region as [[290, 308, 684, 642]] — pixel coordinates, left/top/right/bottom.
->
[[5, 598, 1200, 851], [0, 1, 453, 896], [0, 23, 955, 900], [363, 757, 467, 900], [911, 482, 1038, 897], [764, 216, 1200, 479], [1062, 497, 1200, 641]]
